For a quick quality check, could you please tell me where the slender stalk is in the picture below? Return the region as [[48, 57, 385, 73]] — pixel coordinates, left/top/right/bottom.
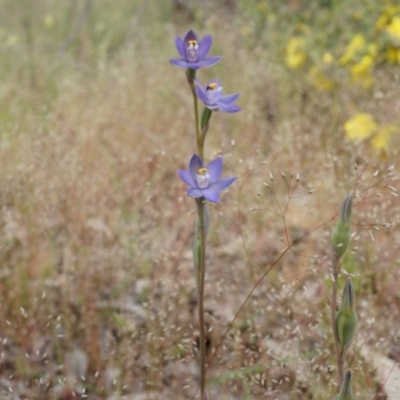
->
[[196, 199, 207, 399], [190, 72, 207, 398], [193, 94, 203, 159], [331, 254, 344, 387], [186, 69, 203, 159]]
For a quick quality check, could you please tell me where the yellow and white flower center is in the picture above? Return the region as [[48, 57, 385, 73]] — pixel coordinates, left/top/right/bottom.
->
[[206, 82, 222, 104], [196, 167, 210, 188], [187, 39, 199, 62]]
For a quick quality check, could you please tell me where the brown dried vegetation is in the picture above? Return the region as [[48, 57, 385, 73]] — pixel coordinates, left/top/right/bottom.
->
[[0, 1, 399, 399]]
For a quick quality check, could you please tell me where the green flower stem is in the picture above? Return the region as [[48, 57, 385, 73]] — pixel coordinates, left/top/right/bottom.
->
[[196, 198, 207, 399], [186, 68, 203, 159], [332, 254, 344, 387], [186, 66, 209, 399], [188, 67, 207, 398], [193, 94, 203, 159]]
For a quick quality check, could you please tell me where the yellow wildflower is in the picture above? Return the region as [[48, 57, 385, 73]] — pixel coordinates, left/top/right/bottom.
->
[[387, 5, 400, 18], [350, 55, 374, 88], [344, 113, 377, 141], [44, 14, 54, 29], [372, 125, 397, 149], [323, 52, 334, 64], [386, 16, 400, 45], [375, 14, 390, 31], [340, 34, 366, 65], [387, 47, 400, 64], [376, 5, 400, 30], [307, 66, 335, 91], [286, 37, 307, 69], [367, 43, 378, 57]]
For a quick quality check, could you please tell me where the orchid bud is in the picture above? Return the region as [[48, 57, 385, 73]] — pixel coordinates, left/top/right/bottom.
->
[[335, 278, 358, 360], [335, 370, 355, 400], [332, 193, 353, 258]]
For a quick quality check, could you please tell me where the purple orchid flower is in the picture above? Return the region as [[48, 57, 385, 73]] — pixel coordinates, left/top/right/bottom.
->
[[195, 78, 241, 113], [178, 154, 236, 203], [169, 30, 222, 70]]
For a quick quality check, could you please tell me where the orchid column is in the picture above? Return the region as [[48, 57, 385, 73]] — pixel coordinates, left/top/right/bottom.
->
[[170, 30, 241, 399]]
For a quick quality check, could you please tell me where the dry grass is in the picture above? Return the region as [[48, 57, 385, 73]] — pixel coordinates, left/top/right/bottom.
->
[[0, 1, 399, 399]]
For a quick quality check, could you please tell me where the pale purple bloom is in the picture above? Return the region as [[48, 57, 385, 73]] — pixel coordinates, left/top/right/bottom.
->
[[195, 78, 241, 113], [169, 30, 222, 70], [178, 154, 236, 203]]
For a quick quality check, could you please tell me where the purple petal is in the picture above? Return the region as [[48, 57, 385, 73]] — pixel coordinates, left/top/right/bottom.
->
[[218, 93, 240, 105], [201, 188, 220, 203], [178, 169, 196, 188], [187, 187, 203, 198], [197, 35, 212, 59], [183, 30, 198, 43], [169, 58, 191, 68], [189, 154, 203, 182], [195, 84, 211, 105], [194, 56, 223, 69], [175, 36, 186, 59], [194, 77, 205, 91], [206, 157, 223, 184], [210, 177, 237, 191], [218, 103, 241, 113]]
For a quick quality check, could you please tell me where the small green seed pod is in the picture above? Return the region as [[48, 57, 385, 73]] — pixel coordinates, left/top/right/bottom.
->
[[335, 278, 358, 360], [332, 193, 353, 258], [335, 370, 355, 400]]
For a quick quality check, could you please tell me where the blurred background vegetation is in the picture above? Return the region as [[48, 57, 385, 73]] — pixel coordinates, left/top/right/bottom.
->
[[0, 0, 399, 399]]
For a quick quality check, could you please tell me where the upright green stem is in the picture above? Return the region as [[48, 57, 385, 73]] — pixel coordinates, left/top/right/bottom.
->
[[193, 93, 203, 159], [186, 68, 203, 159], [196, 199, 207, 399], [189, 69, 207, 398], [331, 255, 344, 387]]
